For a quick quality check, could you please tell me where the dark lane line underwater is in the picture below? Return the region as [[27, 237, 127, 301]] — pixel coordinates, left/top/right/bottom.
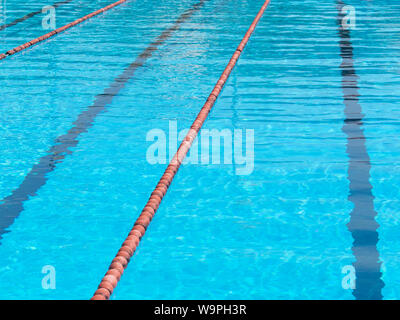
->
[[336, 0, 384, 299], [0, 0, 207, 242], [0, 0, 73, 32]]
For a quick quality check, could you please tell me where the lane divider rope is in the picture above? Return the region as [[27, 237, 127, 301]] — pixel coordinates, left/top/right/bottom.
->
[[0, 0, 128, 61], [91, 0, 271, 300]]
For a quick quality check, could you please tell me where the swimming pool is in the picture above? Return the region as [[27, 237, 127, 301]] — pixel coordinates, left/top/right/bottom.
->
[[0, 0, 399, 300]]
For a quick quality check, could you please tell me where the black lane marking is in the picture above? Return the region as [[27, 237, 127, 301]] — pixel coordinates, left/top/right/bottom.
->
[[0, 0, 206, 242], [336, 1, 384, 300], [0, 0, 73, 32]]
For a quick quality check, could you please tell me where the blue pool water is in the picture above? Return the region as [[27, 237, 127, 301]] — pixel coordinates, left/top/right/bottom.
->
[[0, 0, 399, 299]]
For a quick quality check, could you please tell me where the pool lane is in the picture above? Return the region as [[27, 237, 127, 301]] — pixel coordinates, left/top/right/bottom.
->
[[0, 0, 398, 299], [0, 0, 213, 299], [112, 0, 355, 299], [0, 0, 354, 299], [336, 0, 383, 300], [0, 0, 207, 242]]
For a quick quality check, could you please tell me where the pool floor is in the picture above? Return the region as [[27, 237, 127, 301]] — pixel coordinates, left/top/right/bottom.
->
[[0, 0, 399, 300]]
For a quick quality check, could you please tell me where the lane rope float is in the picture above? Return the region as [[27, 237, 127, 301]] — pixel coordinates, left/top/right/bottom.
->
[[91, 0, 271, 300], [0, 0, 129, 61]]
